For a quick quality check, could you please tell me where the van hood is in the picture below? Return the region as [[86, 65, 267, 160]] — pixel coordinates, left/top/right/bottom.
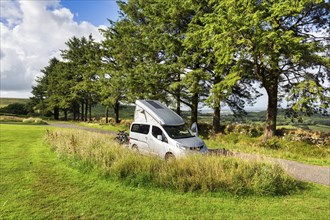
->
[[175, 137, 206, 148]]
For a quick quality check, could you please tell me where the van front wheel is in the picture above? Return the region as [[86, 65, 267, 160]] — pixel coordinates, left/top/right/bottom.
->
[[132, 145, 139, 152], [165, 152, 175, 161]]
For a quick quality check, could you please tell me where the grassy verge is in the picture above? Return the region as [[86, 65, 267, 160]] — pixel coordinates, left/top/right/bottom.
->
[[0, 115, 48, 125], [46, 129, 303, 196], [77, 121, 129, 132], [206, 134, 330, 166], [1, 124, 329, 219]]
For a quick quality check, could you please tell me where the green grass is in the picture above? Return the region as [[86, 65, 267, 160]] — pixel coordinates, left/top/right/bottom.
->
[[77, 121, 129, 132], [1, 124, 330, 219]]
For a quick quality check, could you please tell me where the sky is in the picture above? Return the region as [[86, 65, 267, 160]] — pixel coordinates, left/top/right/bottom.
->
[[0, 0, 120, 98]]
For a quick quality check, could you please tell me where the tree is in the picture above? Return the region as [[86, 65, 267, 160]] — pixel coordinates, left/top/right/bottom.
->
[[31, 58, 75, 120], [99, 19, 142, 123], [117, 0, 211, 125], [196, 0, 330, 139], [61, 35, 101, 121]]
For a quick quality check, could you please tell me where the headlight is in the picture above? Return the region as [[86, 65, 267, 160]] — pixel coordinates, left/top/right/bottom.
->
[[176, 143, 187, 150]]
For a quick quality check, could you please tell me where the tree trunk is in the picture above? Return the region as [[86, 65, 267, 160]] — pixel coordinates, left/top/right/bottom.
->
[[176, 91, 181, 116], [75, 102, 80, 120], [175, 73, 181, 116], [84, 98, 88, 122], [73, 104, 77, 120], [64, 109, 68, 121], [190, 93, 199, 125], [54, 107, 59, 120], [263, 78, 279, 141], [213, 75, 221, 133], [81, 101, 84, 121], [105, 107, 109, 124], [213, 105, 221, 133], [89, 102, 92, 121], [114, 100, 120, 123]]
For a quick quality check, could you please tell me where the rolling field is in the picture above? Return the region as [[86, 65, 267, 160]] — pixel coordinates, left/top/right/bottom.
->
[[0, 98, 29, 108], [1, 124, 329, 219]]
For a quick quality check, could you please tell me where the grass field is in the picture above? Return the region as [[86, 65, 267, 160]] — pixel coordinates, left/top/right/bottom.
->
[[1, 124, 330, 219]]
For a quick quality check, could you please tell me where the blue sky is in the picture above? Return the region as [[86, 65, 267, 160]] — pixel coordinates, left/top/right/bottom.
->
[[60, 0, 121, 26]]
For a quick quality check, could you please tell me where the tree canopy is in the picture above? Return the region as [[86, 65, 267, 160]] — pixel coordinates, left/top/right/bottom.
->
[[31, 0, 329, 139]]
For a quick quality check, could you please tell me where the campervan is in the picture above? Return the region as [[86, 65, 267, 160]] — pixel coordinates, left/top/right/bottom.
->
[[129, 100, 208, 160]]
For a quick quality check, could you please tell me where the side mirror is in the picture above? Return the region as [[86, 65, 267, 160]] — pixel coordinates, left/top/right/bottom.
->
[[157, 135, 163, 141], [191, 122, 198, 137]]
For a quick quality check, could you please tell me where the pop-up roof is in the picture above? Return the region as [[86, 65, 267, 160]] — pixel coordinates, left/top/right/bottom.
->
[[135, 100, 184, 126]]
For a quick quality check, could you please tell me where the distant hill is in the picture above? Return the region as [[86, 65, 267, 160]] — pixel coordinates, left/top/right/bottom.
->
[[0, 98, 29, 108]]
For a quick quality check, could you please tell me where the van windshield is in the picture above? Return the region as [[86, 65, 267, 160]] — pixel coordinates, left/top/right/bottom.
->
[[163, 125, 194, 139]]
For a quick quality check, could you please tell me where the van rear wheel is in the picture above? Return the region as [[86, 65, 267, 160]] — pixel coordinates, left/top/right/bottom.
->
[[165, 152, 175, 161]]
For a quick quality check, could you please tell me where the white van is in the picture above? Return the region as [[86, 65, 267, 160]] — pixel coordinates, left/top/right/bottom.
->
[[129, 100, 208, 160]]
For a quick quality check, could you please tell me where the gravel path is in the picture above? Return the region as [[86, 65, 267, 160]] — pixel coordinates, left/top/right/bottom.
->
[[50, 122, 330, 186]]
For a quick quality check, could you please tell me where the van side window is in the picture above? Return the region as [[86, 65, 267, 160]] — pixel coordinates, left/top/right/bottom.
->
[[131, 124, 150, 134], [152, 126, 163, 138]]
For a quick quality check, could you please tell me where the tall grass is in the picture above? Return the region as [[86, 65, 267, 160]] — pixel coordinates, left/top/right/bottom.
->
[[0, 116, 48, 124], [45, 129, 304, 196]]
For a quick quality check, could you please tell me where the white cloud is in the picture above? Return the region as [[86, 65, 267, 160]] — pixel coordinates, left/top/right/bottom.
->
[[0, 0, 104, 98]]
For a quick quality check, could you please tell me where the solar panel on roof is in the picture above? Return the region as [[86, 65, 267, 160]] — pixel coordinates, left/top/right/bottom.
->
[[146, 100, 163, 109]]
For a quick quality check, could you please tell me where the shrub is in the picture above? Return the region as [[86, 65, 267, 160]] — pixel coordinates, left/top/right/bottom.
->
[[0, 103, 28, 115], [259, 137, 282, 150], [22, 117, 48, 125], [197, 123, 213, 138], [224, 123, 264, 137], [46, 129, 304, 196]]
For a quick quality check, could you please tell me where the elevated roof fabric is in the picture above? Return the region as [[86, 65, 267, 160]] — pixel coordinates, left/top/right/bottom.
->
[[135, 100, 184, 126]]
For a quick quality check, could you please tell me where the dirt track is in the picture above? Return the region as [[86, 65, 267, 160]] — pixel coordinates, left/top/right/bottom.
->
[[50, 122, 330, 186]]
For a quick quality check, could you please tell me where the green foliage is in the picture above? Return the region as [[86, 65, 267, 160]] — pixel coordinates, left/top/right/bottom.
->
[[31, 0, 329, 139], [259, 137, 282, 150], [224, 124, 264, 137], [0, 103, 28, 115], [189, 0, 330, 137], [46, 129, 304, 196]]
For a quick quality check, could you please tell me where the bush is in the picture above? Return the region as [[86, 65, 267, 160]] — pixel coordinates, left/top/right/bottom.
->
[[259, 137, 282, 150], [0, 103, 28, 115], [197, 123, 213, 138], [224, 123, 264, 137], [46, 129, 304, 196]]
